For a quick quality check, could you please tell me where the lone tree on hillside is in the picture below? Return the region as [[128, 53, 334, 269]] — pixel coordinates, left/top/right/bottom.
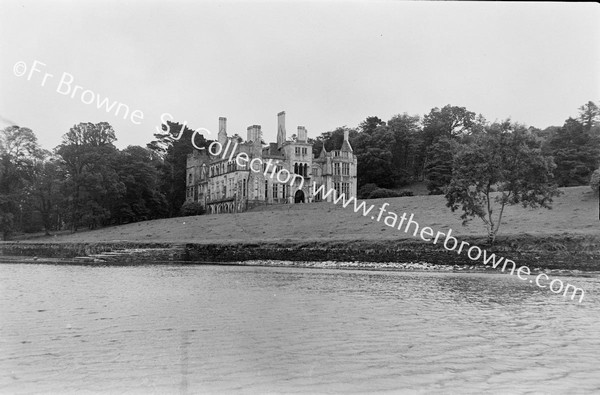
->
[[445, 121, 560, 245]]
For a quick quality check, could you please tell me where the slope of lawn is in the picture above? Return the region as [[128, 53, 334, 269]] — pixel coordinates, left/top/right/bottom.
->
[[33, 186, 598, 244]]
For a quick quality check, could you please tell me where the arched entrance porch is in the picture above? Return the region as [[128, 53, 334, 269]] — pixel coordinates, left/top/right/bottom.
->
[[294, 190, 305, 203]]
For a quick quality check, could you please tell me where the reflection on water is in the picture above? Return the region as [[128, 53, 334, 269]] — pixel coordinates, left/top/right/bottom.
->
[[1, 264, 599, 394]]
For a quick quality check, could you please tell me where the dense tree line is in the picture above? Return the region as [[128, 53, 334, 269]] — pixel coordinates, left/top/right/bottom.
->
[[313, 101, 599, 197], [0, 101, 597, 240]]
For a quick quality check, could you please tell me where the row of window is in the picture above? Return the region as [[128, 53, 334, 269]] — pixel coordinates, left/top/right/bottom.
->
[[333, 163, 350, 176], [334, 182, 351, 197], [265, 181, 290, 200], [333, 150, 351, 158], [294, 163, 309, 177], [295, 147, 309, 156], [210, 160, 241, 178]]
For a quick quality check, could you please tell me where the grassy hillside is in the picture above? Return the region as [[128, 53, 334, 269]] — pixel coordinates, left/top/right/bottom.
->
[[35, 186, 598, 244]]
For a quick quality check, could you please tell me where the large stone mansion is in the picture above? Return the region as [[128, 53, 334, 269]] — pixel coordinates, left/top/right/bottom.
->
[[185, 111, 357, 214]]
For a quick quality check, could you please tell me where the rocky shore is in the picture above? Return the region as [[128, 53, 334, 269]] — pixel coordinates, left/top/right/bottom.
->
[[1, 233, 599, 272]]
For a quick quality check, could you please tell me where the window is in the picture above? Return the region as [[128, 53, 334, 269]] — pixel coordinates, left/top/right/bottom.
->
[[342, 182, 350, 196], [265, 181, 268, 199], [334, 151, 340, 157], [273, 183, 278, 198], [243, 179, 246, 197], [342, 163, 350, 176], [315, 185, 321, 201], [295, 147, 300, 155], [334, 163, 340, 175], [188, 174, 193, 184]]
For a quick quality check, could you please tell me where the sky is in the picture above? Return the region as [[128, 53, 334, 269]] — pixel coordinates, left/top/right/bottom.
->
[[1, 1, 599, 150]]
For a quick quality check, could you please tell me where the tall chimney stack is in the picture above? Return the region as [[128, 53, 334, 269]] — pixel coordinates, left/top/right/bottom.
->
[[297, 126, 307, 142], [247, 125, 262, 144], [218, 117, 227, 145], [277, 111, 286, 149]]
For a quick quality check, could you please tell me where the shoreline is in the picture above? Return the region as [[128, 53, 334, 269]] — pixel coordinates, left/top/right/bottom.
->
[[1, 233, 599, 272]]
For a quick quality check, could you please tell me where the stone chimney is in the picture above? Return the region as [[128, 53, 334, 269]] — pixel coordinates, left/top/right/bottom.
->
[[341, 129, 353, 152], [297, 126, 307, 142], [247, 125, 262, 144], [277, 111, 286, 149], [218, 117, 227, 146]]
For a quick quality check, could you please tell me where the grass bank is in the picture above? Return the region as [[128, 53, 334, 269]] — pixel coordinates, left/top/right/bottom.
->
[[1, 186, 598, 270]]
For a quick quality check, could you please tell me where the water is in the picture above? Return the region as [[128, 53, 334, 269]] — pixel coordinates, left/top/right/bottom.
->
[[1, 264, 599, 394]]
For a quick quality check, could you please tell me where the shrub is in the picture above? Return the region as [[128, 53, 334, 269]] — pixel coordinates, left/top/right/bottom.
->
[[366, 188, 414, 199], [368, 188, 396, 199], [358, 183, 379, 199], [591, 169, 600, 194], [180, 202, 205, 216]]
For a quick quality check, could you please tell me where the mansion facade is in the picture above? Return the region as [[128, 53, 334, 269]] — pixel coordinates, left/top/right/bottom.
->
[[185, 111, 357, 214]]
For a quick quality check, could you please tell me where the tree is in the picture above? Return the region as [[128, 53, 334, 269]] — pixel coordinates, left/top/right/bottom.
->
[[0, 126, 43, 239], [578, 101, 600, 132], [359, 116, 385, 135], [542, 117, 600, 186], [424, 137, 456, 194], [113, 146, 168, 223], [420, 105, 476, 183], [148, 120, 210, 217], [387, 113, 422, 185], [25, 155, 66, 235], [57, 122, 124, 231], [445, 121, 560, 245]]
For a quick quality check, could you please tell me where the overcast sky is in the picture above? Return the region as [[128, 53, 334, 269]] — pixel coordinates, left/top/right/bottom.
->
[[1, 1, 599, 150]]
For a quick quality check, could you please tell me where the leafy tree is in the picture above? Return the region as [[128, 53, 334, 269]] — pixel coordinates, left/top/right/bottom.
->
[[578, 101, 600, 132], [57, 122, 124, 231], [148, 121, 210, 216], [0, 126, 43, 239], [445, 121, 560, 245], [352, 126, 403, 188], [424, 137, 456, 194], [359, 116, 385, 135], [420, 105, 476, 184], [25, 155, 66, 235], [543, 117, 600, 186], [113, 146, 168, 223], [387, 113, 422, 185]]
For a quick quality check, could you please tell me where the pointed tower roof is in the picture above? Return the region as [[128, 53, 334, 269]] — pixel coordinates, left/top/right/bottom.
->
[[319, 145, 327, 158]]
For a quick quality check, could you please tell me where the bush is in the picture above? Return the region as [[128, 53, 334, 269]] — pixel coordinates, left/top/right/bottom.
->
[[180, 202, 205, 216], [591, 169, 600, 194], [366, 188, 414, 199], [358, 183, 379, 199]]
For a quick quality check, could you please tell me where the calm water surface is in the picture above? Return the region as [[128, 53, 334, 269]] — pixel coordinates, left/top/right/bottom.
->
[[1, 264, 600, 394]]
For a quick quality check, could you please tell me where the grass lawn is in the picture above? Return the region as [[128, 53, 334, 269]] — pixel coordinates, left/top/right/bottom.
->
[[35, 186, 598, 245]]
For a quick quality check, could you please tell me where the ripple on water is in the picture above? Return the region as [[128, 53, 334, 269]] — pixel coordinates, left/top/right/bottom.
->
[[0, 264, 599, 394]]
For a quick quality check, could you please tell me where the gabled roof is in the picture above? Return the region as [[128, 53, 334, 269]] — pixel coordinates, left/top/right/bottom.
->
[[341, 139, 353, 152]]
